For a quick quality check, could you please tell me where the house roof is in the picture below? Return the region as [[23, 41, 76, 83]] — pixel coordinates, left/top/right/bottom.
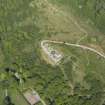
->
[[23, 90, 40, 105]]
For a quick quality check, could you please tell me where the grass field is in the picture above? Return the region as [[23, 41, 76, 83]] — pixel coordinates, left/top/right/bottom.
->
[[48, 0, 105, 34]]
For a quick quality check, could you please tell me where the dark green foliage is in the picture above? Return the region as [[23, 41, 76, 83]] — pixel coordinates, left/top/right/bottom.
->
[[4, 96, 15, 105]]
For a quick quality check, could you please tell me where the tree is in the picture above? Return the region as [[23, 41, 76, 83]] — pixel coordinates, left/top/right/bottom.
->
[[4, 96, 15, 105]]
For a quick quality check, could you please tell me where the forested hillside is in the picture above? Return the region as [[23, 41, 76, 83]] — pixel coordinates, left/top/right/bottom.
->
[[0, 0, 105, 105]]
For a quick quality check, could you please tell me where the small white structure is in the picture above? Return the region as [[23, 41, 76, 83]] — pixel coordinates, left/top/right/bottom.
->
[[41, 42, 63, 64], [23, 89, 40, 105]]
